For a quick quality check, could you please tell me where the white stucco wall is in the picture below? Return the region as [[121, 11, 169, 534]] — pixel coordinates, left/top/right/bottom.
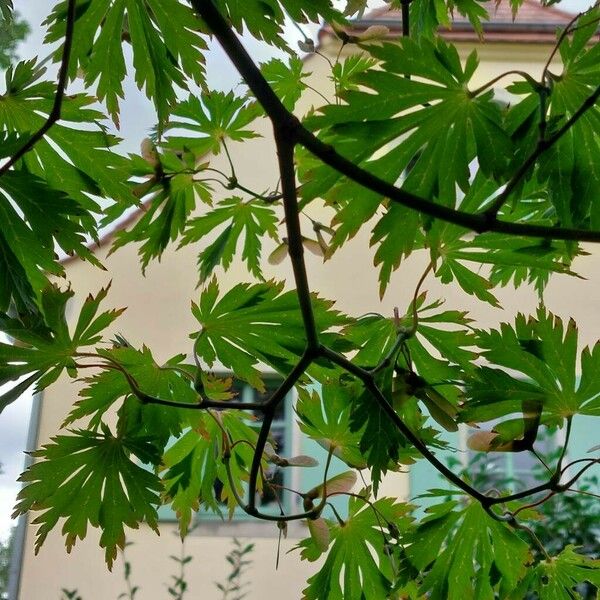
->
[[16, 33, 599, 600]]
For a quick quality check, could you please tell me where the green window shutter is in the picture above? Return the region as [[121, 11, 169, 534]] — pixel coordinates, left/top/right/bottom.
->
[[567, 416, 597, 462]]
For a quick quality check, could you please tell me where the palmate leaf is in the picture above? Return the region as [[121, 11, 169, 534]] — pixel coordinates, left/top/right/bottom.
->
[[296, 381, 367, 469], [164, 91, 261, 157], [437, 233, 581, 305], [296, 495, 413, 600], [331, 55, 378, 95], [463, 307, 600, 423], [544, 8, 600, 229], [191, 279, 349, 390], [342, 298, 471, 440], [504, 9, 600, 230], [348, 366, 419, 494], [406, 0, 489, 38], [0, 0, 12, 21], [300, 37, 513, 293], [13, 426, 162, 569], [160, 410, 259, 534], [213, 0, 343, 50], [0, 284, 124, 413], [0, 171, 103, 314], [261, 56, 309, 112], [44, 0, 207, 125], [510, 546, 600, 599], [64, 346, 198, 445], [180, 197, 279, 282], [426, 173, 582, 303], [0, 60, 132, 213], [110, 152, 213, 270], [406, 501, 530, 599]]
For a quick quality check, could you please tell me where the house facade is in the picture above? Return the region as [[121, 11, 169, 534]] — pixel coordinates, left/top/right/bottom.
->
[[12, 3, 599, 598]]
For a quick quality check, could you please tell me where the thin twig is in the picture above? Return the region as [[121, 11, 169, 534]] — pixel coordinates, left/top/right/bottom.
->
[[468, 70, 540, 98], [247, 352, 315, 512], [541, 11, 583, 83]]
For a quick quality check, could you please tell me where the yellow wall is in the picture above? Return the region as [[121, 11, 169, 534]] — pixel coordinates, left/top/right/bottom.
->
[[17, 33, 598, 600]]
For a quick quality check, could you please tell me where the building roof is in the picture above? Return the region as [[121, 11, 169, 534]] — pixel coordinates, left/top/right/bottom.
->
[[333, 0, 577, 43]]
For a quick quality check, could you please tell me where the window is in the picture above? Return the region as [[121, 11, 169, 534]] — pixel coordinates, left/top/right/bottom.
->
[[212, 376, 295, 516], [156, 375, 297, 524]]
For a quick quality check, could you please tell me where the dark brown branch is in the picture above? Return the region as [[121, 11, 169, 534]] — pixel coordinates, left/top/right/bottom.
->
[[246, 351, 315, 513], [0, 0, 77, 177], [400, 0, 410, 37], [317, 344, 491, 504], [190, 0, 600, 523], [192, 0, 600, 243], [274, 129, 319, 351]]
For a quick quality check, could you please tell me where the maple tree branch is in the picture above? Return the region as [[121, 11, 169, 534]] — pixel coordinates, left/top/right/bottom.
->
[[317, 344, 490, 504], [557, 459, 599, 491], [246, 352, 315, 513], [274, 129, 320, 351], [192, 0, 600, 523], [193, 0, 600, 243], [401, 0, 410, 38], [0, 0, 76, 178], [541, 10, 584, 83]]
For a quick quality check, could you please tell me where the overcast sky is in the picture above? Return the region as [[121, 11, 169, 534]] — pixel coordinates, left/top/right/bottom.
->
[[1, 0, 594, 542]]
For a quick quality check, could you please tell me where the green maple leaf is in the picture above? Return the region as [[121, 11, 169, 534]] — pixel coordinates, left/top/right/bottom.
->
[[261, 56, 309, 111], [296, 381, 367, 469], [0, 171, 103, 314], [544, 8, 600, 229], [424, 173, 582, 304], [464, 307, 600, 423], [13, 426, 162, 569], [297, 495, 412, 600], [0, 284, 124, 413], [349, 366, 418, 494], [407, 501, 530, 599], [164, 91, 261, 157], [513, 546, 600, 599], [44, 0, 207, 125], [407, 0, 489, 38], [300, 37, 513, 293], [110, 152, 212, 270], [0, 0, 13, 21], [160, 410, 258, 533], [212, 0, 343, 50], [343, 299, 471, 439], [342, 313, 399, 367], [505, 9, 600, 230], [191, 279, 349, 390], [331, 55, 378, 95], [180, 197, 279, 282], [0, 60, 132, 213]]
